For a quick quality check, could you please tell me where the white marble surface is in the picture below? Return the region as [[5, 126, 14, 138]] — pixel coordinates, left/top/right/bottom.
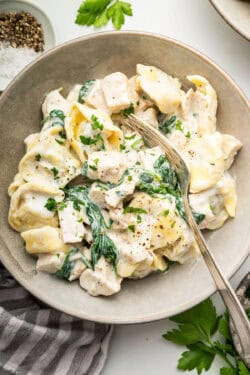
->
[[5, 0, 250, 373]]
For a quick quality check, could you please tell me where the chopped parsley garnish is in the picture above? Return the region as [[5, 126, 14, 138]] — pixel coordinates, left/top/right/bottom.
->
[[93, 158, 99, 165], [44, 197, 67, 212], [80, 133, 103, 146], [91, 114, 104, 130], [122, 103, 134, 117], [185, 131, 191, 139], [35, 153, 41, 161], [210, 204, 215, 213], [175, 120, 183, 132], [89, 164, 97, 171], [163, 209, 169, 217], [125, 133, 136, 140], [123, 206, 147, 214], [55, 139, 64, 145], [51, 167, 59, 179], [137, 215, 142, 224], [131, 138, 143, 149], [127, 175, 133, 181], [120, 143, 126, 151], [171, 221, 176, 228], [128, 224, 135, 233], [78, 79, 95, 103]]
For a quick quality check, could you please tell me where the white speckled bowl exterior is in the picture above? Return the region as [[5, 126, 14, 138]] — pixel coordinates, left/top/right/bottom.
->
[[0, 32, 249, 324]]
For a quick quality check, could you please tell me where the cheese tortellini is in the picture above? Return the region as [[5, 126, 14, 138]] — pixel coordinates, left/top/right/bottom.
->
[[8, 64, 242, 297]]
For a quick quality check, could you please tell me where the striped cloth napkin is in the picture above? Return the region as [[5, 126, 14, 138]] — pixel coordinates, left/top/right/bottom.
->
[[0, 264, 113, 375]]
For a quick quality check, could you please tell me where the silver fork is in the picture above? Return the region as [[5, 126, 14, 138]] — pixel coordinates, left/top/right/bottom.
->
[[124, 114, 250, 366]]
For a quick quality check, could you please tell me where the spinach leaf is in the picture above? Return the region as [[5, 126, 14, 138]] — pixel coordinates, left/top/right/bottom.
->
[[56, 248, 79, 280], [42, 109, 65, 127], [56, 248, 92, 280], [78, 80, 96, 103], [64, 186, 118, 269], [154, 154, 179, 192], [159, 115, 176, 134]]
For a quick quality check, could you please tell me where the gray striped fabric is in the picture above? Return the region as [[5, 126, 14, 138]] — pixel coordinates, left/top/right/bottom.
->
[[0, 264, 113, 375]]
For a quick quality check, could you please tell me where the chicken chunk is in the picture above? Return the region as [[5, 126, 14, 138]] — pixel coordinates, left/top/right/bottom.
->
[[136, 64, 182, 114], [102, 72, 130, 112], [87, 151, 136, 184], [84, 80, 111, 114], [58, 200, 85, 243], [36, 253, 65, 273], [79, 257, 122, 296], [136, 108, 159, 128]]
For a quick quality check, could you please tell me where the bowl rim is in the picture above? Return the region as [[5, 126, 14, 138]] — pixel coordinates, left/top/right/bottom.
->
[[210, 0, 250, 42], [0, 31, 249, 324]]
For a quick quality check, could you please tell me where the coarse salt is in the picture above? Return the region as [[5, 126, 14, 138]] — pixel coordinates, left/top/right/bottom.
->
[[0, 42, 41, 91]]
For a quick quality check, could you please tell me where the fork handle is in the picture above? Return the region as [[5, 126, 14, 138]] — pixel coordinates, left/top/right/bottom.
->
[[186, 206, 250, 365]]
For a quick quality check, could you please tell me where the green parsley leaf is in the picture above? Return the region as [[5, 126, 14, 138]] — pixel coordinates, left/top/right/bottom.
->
[[186, 131, 191, 139], [51, 167, 59, 179], [131, 137, 143, 149], [137, 215, 142, 224], [93, 158, 99, 165], [218, 314, 231, 341], [175, 120, 183, 131], [35, 153, 41, 161], [75, 0, 133, 30], [122, 102, 134, 117], [125, 133, 136, 140], [220, 368, 237, 375], [89, 164, 97, 171], [44, 198, 67, 212], [80, 135, 98, 145], [170, 299, 217, 339], [107, 0, 133, 30], [91, 114, 104, 130], [123, 206, 147, 214], [120, 143, 126, 151], [177, 345, 215, 374], [128, 224, 135, 233], [238, 360, 250, 375], [162, 209, 169, 217], [163, 324, 203, 346]]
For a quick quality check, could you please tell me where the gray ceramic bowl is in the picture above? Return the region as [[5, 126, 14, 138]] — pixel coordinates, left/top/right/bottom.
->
[[0, 32, 249, 324]]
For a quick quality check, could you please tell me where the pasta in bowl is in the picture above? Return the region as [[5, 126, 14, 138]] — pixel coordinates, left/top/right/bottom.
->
[[8, 64, 242, 297]]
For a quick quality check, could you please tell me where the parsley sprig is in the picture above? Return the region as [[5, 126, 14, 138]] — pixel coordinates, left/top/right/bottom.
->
[[163, 298, 250, 374], [75, 0, 133, 30]]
